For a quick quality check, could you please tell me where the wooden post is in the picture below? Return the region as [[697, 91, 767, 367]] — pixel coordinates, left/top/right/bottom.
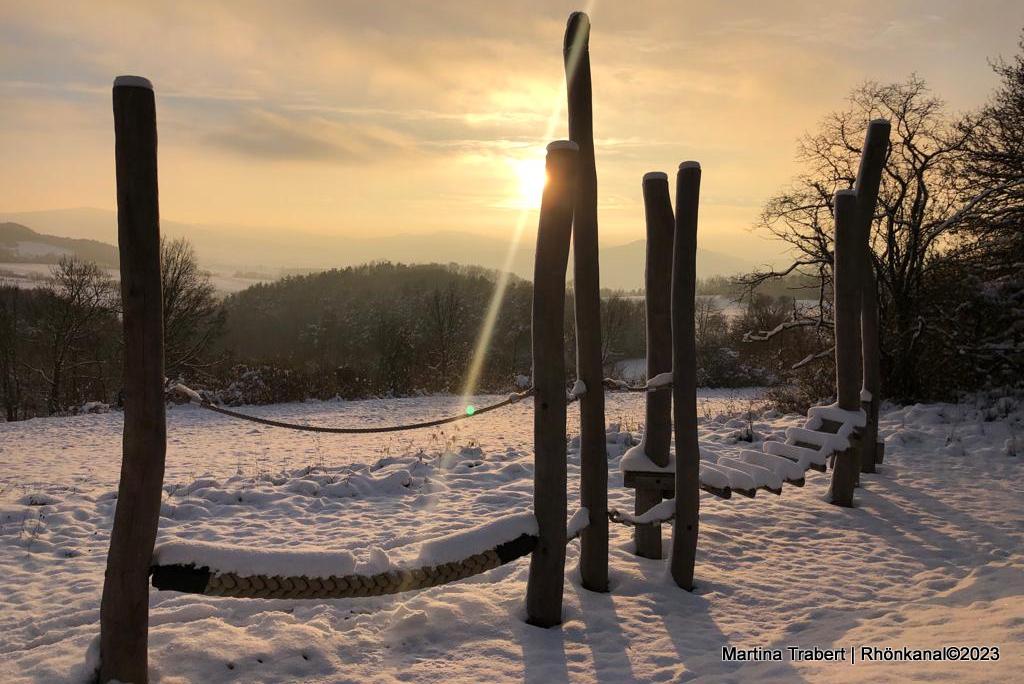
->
[[827, 189, 863, 507], [100, 75, 166, 684], [563, 10, 608, 593], [641, 172, 674, 467], [854, 119, 890, 473], [634, 171, 674, 559], [526, 141, 577, 628], [670, 162, 700, 590]]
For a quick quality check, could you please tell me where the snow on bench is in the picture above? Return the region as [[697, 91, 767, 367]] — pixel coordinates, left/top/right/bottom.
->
[[620, 399, 866, 503], [714, 456, 783, 494], [700, 461, 757, 497], [764, 440, 828, 468], [737, 449, 806, 485]]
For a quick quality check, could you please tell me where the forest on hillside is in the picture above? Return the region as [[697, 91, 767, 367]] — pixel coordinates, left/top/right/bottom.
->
[[0, 252, 813, 419]]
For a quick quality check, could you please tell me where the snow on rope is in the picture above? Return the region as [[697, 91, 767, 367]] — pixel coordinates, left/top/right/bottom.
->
[[151, 510, 591, 599]]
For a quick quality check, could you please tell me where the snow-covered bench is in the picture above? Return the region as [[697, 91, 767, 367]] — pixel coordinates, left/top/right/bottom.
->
[[617, 402, 868, 536]]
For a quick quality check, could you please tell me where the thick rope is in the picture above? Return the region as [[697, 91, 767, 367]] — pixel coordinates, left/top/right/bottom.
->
[[152, 533, 539, 599], [172, 384, 533, 434], [607, 508, 674, 528], [174, 380, 666, 432], [152, 512, 592, 599]]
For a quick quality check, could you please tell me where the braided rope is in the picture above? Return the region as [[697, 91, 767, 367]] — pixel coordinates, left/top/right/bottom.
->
[[172, 384, 533, 434], [205, 550, 502, 599], [152, 533, 538, 599]]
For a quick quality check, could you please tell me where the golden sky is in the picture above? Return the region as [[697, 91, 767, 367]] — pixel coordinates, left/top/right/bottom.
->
[[2, 1, 1022, 264]]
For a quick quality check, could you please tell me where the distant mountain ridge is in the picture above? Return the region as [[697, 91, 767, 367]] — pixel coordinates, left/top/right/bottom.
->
[[0, 208, 757, 290], [0, 222, 119, 266]]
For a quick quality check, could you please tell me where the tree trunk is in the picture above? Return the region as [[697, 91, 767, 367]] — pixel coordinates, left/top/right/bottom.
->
[[100, 76, 166, 684], [670, 162, 701, 590], [563, 11, 608, 593], [526, 141, 576, 628]]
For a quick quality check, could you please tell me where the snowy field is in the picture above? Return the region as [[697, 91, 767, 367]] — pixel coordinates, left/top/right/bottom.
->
[[0, 262, 268, 294], [0, 389, 1021, 682]]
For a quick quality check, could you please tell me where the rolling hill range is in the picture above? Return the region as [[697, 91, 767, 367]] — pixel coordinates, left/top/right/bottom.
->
[[0, 222, 119, 266], [0, 208, 757, 290]]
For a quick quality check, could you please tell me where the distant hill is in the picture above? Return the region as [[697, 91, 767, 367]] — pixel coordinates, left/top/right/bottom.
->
[[597, 240, 753, 290], [0, 222, 119, 266], [0, 208, 757, 289]]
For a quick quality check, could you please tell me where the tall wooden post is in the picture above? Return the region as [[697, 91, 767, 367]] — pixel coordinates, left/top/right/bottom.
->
[[670, 162, 700, 590], [526, 141, 577, 628], [854, 119, 890, 473], [563, 10, 608, 593], [100, 75, 166, 684], [634, 171, 674, 559], [827, 189, 863, 507]]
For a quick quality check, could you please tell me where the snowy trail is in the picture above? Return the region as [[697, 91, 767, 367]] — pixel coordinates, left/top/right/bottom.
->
[[1, 390, 1021, 682]]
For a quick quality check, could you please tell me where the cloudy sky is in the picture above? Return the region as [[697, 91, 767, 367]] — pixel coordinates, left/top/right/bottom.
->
[[2, 0, 1022, 263]]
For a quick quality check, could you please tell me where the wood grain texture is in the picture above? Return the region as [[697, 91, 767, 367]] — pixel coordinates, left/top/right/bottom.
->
[[670, 163, 701, 590], [101, 80, 166, 684], [525, 143, 576, 627], [564, 11, 608, 593]]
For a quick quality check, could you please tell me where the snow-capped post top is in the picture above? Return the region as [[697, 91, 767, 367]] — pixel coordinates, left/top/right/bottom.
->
[[546, 140, 579, 153], [679, 161, 701, 171], [643, 171, 668, 182], [835, 188, 857, 198], [113, 75, 153, 90]]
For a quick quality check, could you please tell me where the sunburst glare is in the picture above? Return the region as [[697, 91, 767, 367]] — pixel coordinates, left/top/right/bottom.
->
[[510, 155, 548, 210]]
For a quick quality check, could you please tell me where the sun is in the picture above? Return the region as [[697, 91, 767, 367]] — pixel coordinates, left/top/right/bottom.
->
[[510, 155, 547, 209]]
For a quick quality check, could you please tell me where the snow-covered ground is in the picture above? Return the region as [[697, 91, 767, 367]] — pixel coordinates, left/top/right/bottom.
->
[[0, 262, 268, 294], [0, 389, 1021, 683]]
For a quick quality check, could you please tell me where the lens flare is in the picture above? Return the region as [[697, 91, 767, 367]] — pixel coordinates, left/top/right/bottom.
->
[[457, 0, 596, 409], [511, 156, 547, 209]]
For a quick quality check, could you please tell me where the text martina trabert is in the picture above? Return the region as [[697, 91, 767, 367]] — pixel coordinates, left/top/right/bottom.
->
[[722, 645, 1001, 663], [724, 646, 849, 662]]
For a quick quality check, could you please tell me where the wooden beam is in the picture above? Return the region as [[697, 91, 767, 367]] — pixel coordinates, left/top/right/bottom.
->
[[641, 171, 674, 467], [670, 162, 701, 590], [632, 171, 675, 560], [563, 10, 608, 593], [100, 75, 166, 684], [828, 189, 862, 507], [634, 487, 663, 558], [855, 119, 891, 474], [526, 141, 577, 628]]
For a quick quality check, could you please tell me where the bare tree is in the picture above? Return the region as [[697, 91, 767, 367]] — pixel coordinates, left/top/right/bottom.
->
[[31, 258, 117, 413], [0, 285, 23, 420], [740, 77, 981, 398], [161, 237, 224, 379], [694, 296, 727, 349], [964, 33, 1024, 251], [936, 34, 1024, 387], [600, 294, 632, 367], [425, 284, 464, 388]]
